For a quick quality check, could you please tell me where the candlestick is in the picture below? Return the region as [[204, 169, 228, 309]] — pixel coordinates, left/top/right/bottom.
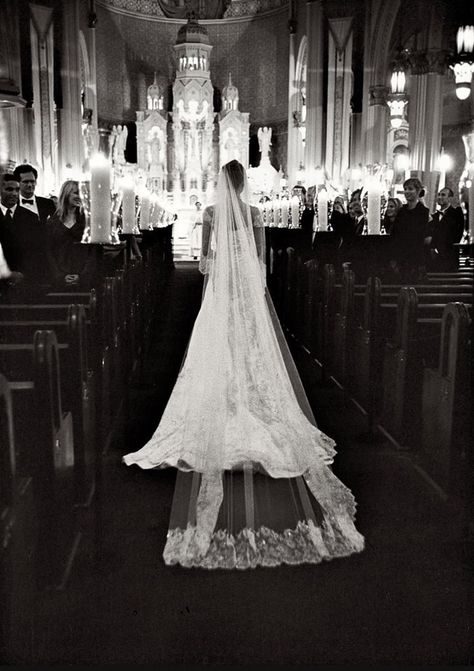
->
[[290, 195, 300, 228], [318, 188, 328, 231], [120, 176, 136, 234], [280, 198, 289, 228], [139, 189, 151, 230], [89, 153, 111, 243], [367, 178, 382, 234]]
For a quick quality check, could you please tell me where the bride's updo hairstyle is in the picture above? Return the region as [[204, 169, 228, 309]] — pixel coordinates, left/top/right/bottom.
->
[[223, 159, 245, 193]]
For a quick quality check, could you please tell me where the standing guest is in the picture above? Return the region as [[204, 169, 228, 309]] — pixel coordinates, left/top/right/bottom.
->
[[13, 163, 56, 226], [382, 197, 402, 235], [0, 173, 48, 285], [389, 178, 430, 280], [46, 180, 94, 287], [426, 187, 465, 271], [348, 200, 366, 235], [330, 197, 351, 234]]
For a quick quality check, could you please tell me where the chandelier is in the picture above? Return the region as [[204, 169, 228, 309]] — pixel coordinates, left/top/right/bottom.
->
[[387, 65, 408, 129], [450, 25, 474, 100]]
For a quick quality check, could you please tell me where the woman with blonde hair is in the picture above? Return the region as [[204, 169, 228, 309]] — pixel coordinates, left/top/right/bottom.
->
[[46, 179, 94, 287]]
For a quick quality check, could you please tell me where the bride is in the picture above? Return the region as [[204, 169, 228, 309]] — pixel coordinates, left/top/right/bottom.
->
[[123, 160, 364, 569]]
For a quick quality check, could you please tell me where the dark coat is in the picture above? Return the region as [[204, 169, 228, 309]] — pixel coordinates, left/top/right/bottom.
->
[[46, 212, 95, 285], [0, 205, 49, 282], [18, 195, 56, 227], [429, 205, 464, 270], [390, 201, 430, 270]]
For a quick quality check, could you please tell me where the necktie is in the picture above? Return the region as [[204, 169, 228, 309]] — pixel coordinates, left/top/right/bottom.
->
[[22, 199, 34, 205], [4, 208, 13, 222]]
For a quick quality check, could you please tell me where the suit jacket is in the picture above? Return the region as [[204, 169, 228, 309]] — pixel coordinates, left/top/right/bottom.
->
[[0, 205, 50, 282], [430, 206, 464, 251], [19, 195, 56, 226], [428, 205, 465, 271]]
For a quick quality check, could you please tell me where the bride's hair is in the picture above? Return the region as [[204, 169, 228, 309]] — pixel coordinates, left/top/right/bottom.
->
[[223, 159, 245, 193]]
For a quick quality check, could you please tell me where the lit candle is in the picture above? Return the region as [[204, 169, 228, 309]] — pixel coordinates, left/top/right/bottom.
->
[[89, 153, 111, 243], [120, 176, 136, 233], [150, 195, 161, 227], [367, 178, 382, 234], [280, 197, 289, 228], [318, 188, 328, 231], [290, 195, 300, 227], [139, 188, 151, 229]]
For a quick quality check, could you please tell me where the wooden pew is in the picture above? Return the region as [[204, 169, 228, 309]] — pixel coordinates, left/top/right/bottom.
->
[[0, 373, 36, 661], [331, 268, 355, 391], [421, 302, 471, 496], [0, 305, 94, 506], [0, 331, 77, 587], [351, 277, 383, 434]]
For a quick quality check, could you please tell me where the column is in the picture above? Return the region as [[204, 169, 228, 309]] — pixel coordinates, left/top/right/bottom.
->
[[59, 0, 84, 181], [29, 3, 57, 194], [365, 84, 389, 167], [0, 1, 27, 168], [304, 0, 324, 179], [326, 17, 353, 186], [408, 50, 445, 211], [286, 13, 299, 188]]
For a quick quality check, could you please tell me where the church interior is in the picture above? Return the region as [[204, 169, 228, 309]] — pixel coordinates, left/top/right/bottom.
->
[[0, 0, 473, 665]]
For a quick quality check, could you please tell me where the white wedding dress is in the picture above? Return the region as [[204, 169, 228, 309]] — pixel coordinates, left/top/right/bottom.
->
[[123, 161, 364, 569]]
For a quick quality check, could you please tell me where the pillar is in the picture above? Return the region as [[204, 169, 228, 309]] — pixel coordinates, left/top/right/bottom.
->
[[304, 0, 324, 181], [29, 2, 57, 194], [326, 17, 353, 186], [59, 0, 84, 182]]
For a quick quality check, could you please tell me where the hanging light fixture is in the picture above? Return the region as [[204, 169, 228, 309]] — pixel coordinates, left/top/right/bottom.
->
[[387, 64, 408, 129], [450, 25, 474, 100]]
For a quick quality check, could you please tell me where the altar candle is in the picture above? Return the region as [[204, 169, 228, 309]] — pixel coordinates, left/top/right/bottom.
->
[[318, 188, 328, 231], [150, 195, 160, 227], [121, 176, 136, 233], [367, 179, 382, 234], [89, 153, 111, 243], [280, 198, 289, 228], [290, 195, 300, 227], [139, 189, 151, 229]]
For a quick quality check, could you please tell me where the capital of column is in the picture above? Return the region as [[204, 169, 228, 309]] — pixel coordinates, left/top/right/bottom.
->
[[408, 49, 448, 76], [369, 85, 389, 106]]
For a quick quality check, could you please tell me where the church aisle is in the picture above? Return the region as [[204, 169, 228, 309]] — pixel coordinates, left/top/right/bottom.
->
[[27, 263, 472, 666]]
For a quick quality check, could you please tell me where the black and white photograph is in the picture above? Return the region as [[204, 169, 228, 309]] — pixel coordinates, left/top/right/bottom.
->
[[0, 0, 472, 665]]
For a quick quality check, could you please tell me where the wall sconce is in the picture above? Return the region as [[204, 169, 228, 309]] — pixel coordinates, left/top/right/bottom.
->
[[450, 25, 474, 100], [387, 66, 408, 129]]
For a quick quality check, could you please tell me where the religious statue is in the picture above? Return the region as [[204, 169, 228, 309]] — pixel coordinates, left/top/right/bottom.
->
[[112, 124, 128, 165], [258, 126, 272, 162]]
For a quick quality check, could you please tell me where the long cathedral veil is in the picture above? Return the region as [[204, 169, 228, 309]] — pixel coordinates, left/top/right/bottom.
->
[[123, 160, 364, 568]]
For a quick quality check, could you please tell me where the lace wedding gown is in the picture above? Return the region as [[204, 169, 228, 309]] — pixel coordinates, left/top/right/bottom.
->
[[123, 161, 364, 568]]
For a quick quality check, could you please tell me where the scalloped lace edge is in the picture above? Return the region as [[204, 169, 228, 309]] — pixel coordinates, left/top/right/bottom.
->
[[163, 516, 365, 570]]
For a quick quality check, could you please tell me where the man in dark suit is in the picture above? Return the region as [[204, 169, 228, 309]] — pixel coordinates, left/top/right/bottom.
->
[[348, 200, 366, 236], [427, 187, 465, 271], [0, 173, 50, 286], [13, 163, 56, 227]]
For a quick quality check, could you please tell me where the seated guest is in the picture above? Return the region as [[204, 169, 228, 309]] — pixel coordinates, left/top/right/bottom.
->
[[0, 172, 49, 285], [13, 163, 56, 226], [47, 180, 95, 287], [382, 197, 402, 235], [389, 178, 430, 280], [426, 187, 465, 271]]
